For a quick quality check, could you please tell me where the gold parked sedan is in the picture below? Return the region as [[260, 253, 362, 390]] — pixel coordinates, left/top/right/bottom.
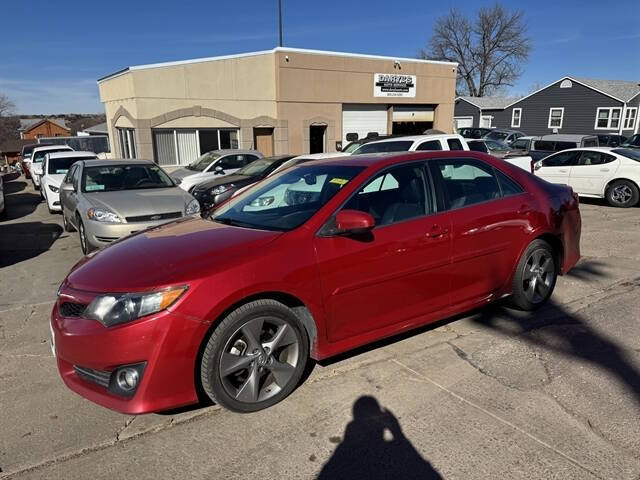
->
[[59, 159, 200, 254]]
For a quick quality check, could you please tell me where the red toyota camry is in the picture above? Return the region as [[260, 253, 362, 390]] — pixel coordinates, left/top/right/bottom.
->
[[51, 151, 581, 414]]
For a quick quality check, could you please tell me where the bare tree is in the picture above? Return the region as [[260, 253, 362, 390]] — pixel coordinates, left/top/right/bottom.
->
[[0, 93, 19, 145], [420, 4, 531, 97], [0, 93, 14, 117]]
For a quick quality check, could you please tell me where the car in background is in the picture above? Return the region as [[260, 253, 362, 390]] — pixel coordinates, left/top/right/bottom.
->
[[59, 159, 200, 254], [597, 134, 627, 147], [483, 129, 525, 145], [20, 143, 53, 179], [533, 147, 640, 207], [190, 155, 296, 211], [51, 150, 581, 414], [527, 134, 599, 163], [467, 139, 514, 158], [457, 127, 492, 139], [352, 134, 469, 154], [621, 134, 640, 149], [170, 150, 263, 192], [41, 151, 97, 213], [29, 145, 74, 190], [340, 135, 396, 153]]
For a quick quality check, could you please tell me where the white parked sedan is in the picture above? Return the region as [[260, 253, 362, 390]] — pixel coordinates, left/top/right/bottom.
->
[[41, 151, 97, 213], [29, 145, 74, 190], [533, 147, 640, 207]]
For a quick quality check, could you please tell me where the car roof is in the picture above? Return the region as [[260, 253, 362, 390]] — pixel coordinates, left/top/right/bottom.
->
[[538, 134, 597, 141], [32, 145, 73, 153], [365, 134, 463, 144], [80, 158, 156, 168], [46, 151, 97, 160]]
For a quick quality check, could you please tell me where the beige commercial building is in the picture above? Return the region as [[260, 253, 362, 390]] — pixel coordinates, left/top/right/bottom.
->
[[98, 47, 457, 165]]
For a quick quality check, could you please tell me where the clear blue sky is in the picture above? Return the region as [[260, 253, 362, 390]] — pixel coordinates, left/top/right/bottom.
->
[[1, 0, 638, 114]]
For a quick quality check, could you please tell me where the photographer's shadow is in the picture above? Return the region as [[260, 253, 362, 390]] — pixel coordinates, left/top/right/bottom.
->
[[317, 396, 442, 480]]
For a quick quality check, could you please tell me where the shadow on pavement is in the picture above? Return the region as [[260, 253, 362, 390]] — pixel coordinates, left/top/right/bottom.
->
[[317, 396, 442, 480], [0, 221, 63, 267], [3, 179, 27, 195], [1, 192, 41, 221]]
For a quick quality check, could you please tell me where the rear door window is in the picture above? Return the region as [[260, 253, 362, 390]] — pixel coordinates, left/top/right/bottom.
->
[[577, 151, 616, 166], [436, 159, 502, 209], [542, 151, 580, 167]]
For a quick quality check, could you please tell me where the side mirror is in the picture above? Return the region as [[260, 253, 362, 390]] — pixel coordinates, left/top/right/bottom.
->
[[335, 209, 375, 235], [61, 183, 75, 192], [534, 163, 542, 171], [214, 165, 224, 174]]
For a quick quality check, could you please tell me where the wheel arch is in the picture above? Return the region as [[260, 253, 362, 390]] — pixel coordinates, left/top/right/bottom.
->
[[535, 232, 564, 272], [193, 291, 320, 402], [604, 177, 640, 195]]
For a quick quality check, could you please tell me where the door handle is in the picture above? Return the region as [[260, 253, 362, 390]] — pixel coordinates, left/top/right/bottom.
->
[[517, 205, 532, 215], [426, 224, 449, 238], [559, 169, 568, 173], [600, 168, 609, 172]]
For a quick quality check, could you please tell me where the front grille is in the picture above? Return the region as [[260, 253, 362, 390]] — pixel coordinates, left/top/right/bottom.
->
[[95, 235, 118, 243], [125, 212, 182, 223], [74, 365, 111, 388], [60, 302, 86, 317]]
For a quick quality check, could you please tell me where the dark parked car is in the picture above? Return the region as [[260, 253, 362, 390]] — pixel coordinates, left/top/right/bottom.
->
[[483, 129, 525, 145], [51, 151, 581, 414], [457, 127, 492, 139], [190, 155, 296, 210], [621, 134, 640, 149], [515, 134, 600, 163], [597, 134, 627, 147]]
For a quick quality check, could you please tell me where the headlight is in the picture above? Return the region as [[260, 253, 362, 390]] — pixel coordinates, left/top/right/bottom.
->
[[48, 184, 59, 193], [186, 199, 200, 215], [250, 196, 275, 207], [211, 184, 233, 195], [84, 286, 188, 327], [87, 208, 123, 223]]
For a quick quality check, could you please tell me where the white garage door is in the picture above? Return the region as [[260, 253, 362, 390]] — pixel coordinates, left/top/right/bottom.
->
[[342, 104, 388, 143], [454, 117, 473, 129]]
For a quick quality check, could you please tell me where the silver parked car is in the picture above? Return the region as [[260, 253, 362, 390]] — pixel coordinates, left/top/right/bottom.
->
[[60, 159, 200, 254]]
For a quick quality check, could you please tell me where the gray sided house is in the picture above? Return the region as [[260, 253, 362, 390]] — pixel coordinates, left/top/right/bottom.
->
[[454, 77, 640, 137]]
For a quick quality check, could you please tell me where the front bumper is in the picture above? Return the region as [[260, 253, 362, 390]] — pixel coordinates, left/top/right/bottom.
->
[[85, 217, 185, 247], [45, 188, 61, 211], [51, 286, 209, 414]]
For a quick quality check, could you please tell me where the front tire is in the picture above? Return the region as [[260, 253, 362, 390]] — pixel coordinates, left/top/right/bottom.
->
[[510, 239, 557, 311], [200, 299, 309, 413], [606, 180, 639, 208], [62, 211, 75, 232], [77, 216, 93, 255]]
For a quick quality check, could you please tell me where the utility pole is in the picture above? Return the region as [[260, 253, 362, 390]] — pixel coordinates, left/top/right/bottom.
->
[[278, 0, 283, 47]]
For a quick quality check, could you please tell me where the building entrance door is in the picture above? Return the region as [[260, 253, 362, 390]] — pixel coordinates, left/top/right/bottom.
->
[[254, 127, 274, 156], [310, 125, 326, 153]]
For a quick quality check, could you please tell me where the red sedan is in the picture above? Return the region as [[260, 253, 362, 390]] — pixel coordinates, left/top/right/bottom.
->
[[51, 151, 581, 414]]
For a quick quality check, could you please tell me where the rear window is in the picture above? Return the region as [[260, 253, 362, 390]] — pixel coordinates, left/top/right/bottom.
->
[[447, 138, 465, 151], [582, 139, 598, 148], [468, 141, 489, 153], [416, 140, 442, 151], [354, 141, 414, 154], [612, 148, 640, 162]]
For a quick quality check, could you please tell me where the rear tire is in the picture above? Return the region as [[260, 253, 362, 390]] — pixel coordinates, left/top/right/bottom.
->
[[200, 299, 309, 413], [605, 180, 639, 208], [510, 239, 557, 311]]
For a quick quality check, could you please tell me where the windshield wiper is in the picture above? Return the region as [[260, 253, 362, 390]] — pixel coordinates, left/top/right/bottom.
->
[[214, 217, 259, 229]]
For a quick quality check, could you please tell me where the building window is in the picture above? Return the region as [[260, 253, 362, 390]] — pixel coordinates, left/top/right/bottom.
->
[[480, 115, 493, 128], [560, 79, 573, 88], [511, 108, 522, 128], [117, 128, 137, 159], [623, 107, 637, 130], [595, 107, 622, 130], [548, 108, 564, 129], [152, 128, 239, 166]]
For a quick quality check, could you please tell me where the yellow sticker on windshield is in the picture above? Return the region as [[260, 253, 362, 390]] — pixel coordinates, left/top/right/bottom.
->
[[330, 178, 348, 186]]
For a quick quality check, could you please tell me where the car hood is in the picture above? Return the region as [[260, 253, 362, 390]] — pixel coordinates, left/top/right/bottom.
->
[[45, 174, 66, 186], [170, 168, 200, 181], [84, 188, 192, 218], [194, 173, 255, 190], [65, 218, 282, 292]]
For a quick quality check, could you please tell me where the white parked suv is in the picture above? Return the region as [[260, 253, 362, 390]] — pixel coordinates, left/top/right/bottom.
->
[[41, 151, 97, 213], [533, 147, 640, 207], [352, 134, 470, 154], [29, 145, 74, 190]]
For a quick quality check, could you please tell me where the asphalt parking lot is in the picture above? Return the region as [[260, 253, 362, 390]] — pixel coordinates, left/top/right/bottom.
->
[[1, 172, 639, 480]]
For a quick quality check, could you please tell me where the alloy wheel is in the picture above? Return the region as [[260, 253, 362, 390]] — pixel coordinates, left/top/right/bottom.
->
[[522, 249, 555, 304], [219, 316, 301, 404], [79, 221, 88, 254], [611, 184, 633, 205]]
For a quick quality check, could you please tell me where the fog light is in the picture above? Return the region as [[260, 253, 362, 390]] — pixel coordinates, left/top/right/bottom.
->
[[117, 368, 139, 391]]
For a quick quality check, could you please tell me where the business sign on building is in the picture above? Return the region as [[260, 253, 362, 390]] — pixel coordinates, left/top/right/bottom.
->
[[373, 73, 416, 98]]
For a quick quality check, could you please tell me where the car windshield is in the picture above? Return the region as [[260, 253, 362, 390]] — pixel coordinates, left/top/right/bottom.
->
[[622, 135, 640, 147], [24, 153, 32, 159], [235, 158, 273, 176], [33, 148, 70, 163], [82, 164, 175, 192], [486, 140, 510, 151], [187, 152, 220, 171], [211, 164, 364, 231], [354, 141, 413, 154], [612, 148, 640, 162], [485, 131, 509, 141], [48, 156, 94, 175]]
